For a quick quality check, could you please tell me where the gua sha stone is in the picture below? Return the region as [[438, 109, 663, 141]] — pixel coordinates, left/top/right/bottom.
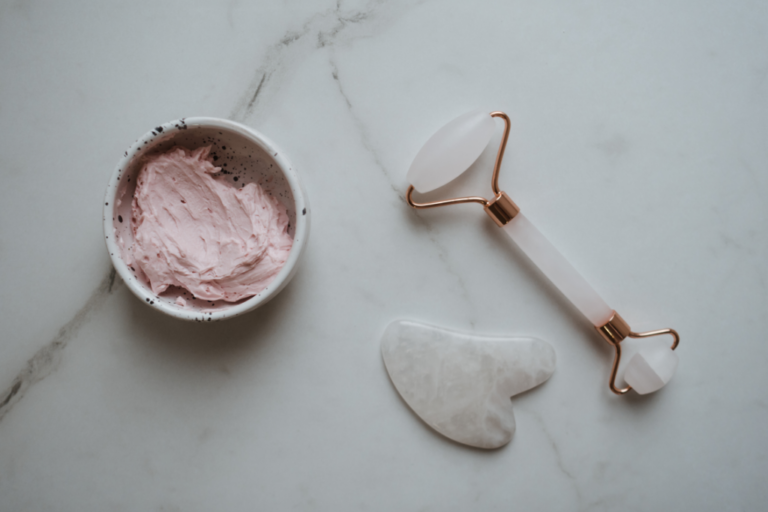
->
[[381, 320, 556, 449]]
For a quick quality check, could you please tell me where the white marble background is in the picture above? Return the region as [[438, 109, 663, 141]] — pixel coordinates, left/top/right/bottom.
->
[[1, 0, 766, 510]]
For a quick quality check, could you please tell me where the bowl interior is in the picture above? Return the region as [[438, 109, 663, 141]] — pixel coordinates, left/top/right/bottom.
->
[[111, 119, 297, 316]]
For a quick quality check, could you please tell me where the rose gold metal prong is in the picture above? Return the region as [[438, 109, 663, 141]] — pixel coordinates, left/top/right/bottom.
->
[[489, 112, 511, 195], [628, 328, 680, 350], [608, 342, 631, 395], [406, 185, 487, 209]]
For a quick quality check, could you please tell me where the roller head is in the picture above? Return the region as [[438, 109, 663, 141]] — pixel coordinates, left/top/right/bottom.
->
[[407, 110, 495, 193], [624, 345, 679, 395]]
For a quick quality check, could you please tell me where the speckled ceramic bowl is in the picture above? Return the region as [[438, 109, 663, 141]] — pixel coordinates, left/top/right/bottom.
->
[[103, 118, 309, 321]]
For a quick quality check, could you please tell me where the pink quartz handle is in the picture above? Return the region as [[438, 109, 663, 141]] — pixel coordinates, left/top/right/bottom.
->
[[502, 213, 614, 327]]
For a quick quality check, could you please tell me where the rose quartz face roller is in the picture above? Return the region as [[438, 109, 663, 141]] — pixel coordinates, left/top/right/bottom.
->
[[406, 111, 679, 395]]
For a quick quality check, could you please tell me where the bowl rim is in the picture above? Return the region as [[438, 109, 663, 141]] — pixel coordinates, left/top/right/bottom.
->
[[103, 117, 310, 322]]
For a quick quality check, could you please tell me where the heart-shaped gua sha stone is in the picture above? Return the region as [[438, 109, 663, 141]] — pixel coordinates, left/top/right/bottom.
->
[[381, 320, 556, 449]]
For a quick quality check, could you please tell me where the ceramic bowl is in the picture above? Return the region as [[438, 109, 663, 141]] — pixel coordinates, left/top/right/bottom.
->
[[103, 117, 309, 321]]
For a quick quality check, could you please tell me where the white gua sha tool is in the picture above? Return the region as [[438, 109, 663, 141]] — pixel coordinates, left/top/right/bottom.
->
[[381, 320, 556, 449], [406, 111, 680, 395]]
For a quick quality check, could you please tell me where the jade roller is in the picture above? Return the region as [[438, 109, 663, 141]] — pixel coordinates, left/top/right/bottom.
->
[[406, 111, 679, 395]]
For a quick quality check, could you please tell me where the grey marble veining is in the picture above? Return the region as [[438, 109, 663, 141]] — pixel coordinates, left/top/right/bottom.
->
[[0, 270, 121, 422]]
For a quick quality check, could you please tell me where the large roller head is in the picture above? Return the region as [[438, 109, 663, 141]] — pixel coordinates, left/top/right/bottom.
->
[[407, 110, 495, 193]]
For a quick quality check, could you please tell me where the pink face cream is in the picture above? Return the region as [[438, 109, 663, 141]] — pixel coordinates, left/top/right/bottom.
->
[[125, 146, 293, 303]]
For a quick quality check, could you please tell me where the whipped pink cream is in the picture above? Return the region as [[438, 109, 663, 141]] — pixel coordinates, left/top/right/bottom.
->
[[129, 146, 293, 302]]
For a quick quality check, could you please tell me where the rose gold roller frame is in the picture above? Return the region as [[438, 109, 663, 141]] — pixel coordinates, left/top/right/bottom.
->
[[406, 112, 679, 395]]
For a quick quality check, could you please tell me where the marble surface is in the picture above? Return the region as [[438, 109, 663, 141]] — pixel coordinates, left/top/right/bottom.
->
[[1, 0, 766, 510]]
